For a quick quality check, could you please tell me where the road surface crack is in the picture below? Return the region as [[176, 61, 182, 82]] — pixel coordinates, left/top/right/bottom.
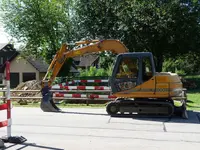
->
[[107, 117, 111, 123], [162, 122, 167, 132], [196, 113, 200, 123], [162, 117, 171, 132]]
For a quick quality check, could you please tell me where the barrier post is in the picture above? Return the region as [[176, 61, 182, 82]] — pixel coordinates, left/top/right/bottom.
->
[[0, 61, 27, 144], [6, 61, 11, 138]]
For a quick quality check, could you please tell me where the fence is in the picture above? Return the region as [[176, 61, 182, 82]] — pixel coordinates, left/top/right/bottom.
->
[[0, 78, 116, 105], [0, 61, 26, 146]]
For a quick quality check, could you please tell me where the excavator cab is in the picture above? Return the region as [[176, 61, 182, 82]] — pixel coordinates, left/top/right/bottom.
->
[[110, 52, 156, 94]]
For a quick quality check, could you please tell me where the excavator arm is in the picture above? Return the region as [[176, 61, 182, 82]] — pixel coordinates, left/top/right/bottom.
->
[[40, 39, 128, 112], [42, 39, 128, 87]]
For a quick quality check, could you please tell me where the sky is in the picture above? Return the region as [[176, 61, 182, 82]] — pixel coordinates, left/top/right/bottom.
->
[[0, 0, 9, 43], [0, 12, 11, 44], [0, 0, 23, 50], [0, 6, 12, 50], [0, 10, 22, 50]]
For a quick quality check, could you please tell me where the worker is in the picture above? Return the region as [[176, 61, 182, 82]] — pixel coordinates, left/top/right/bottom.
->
[[123, 58, 138, 78]]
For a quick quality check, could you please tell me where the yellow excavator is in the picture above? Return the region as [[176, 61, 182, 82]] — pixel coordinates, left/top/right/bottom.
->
[[40, 39, 188, 118]]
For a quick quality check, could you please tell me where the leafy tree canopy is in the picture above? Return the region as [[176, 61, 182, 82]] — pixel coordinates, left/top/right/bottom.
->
[[1, 0, 74, 63], [1, 0, 200, 72], [73, 0, 200, 71]]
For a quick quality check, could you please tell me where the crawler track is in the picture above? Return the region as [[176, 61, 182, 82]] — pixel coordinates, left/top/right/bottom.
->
[[106, 98, 175, 118]]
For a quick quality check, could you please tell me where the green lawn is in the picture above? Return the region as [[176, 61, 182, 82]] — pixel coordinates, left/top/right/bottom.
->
[[184, 75, 200, 79], [184, 75, 200, 111], [11, 101, 106, 108], [186, 93, 200, 111]]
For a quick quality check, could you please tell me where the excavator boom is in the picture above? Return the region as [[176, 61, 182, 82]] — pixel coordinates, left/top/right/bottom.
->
[[42, 39, 128, 87], [40, 39, 128, 112]]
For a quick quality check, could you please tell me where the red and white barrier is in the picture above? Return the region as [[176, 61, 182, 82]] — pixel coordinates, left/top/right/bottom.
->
[[65, 79, 109, 85], [0, 61, 26, 144], [0, 104, 8, 128], [52, 84, 110, 90], [50, 79, 115, 101], [53, 93, 117, 99], [0, 61, 11, 137]]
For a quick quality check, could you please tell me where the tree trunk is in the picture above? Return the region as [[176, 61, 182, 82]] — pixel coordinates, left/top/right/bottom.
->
[[155, 54, 163, 72]]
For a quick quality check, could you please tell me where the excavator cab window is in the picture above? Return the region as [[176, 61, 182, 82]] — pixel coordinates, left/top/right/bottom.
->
[[142, 56, 153, 82], [115, 58, 139, 79], [111, 55, 139, 93]]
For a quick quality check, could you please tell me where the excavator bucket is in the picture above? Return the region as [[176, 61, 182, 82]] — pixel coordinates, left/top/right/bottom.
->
[[40, 86, 61, 112]]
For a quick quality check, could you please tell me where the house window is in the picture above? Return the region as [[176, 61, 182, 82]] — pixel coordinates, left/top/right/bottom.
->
[[0, 57, 3, 65], [10, 73, 20, 88], [0, 74, 3, 84], [23, 72, 36, 82]]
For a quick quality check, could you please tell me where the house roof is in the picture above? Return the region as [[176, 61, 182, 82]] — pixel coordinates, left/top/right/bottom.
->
[[27, 57, 80, 73], [0, 43, 8, 50], [26, 57, 49, 73], [0, 43, 79, 73], [73, 54, 99, 67], [0, 43, 19, 73], [0, 43, 17, 52], [27, 57, 79, 73]]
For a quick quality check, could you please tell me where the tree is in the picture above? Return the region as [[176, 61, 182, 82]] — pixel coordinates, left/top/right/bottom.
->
[[72, 0, 123, 69], [73, 0, 200, 71], [73, 0, 120, 39], [2, 0, 200, 73], [163, 51, 200, 75], [1, 0, 74, 63]]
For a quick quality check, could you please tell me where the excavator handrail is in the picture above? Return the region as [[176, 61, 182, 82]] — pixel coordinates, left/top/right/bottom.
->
[[42, 39, 129, 87]]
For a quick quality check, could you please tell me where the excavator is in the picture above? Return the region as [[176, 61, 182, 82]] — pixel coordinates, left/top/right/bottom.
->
[[40, 39, 188, 119]]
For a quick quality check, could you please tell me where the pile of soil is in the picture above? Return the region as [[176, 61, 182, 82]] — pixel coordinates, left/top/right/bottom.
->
[[11, 80, 42, 104]]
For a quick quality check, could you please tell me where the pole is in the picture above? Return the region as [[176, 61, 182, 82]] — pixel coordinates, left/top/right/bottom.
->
[[6, 61, 11, 138]]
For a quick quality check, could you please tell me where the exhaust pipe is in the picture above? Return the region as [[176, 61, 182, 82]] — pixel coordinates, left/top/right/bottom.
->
[[40, 86, 61, 112]]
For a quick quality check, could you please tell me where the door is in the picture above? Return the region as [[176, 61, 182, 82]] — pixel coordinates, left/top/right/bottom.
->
[[10, 73, 19, 88]]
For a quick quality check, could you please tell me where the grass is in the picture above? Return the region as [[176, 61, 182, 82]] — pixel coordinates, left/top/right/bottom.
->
[[183, 75, 200, 111], [184, 75, 200, 79], [186, 93, 200, 111], [11, 101, 106, 108]]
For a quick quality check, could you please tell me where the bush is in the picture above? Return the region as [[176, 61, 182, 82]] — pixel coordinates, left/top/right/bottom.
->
[[163, 52, 200, 75], [79, 63, 114, 77]]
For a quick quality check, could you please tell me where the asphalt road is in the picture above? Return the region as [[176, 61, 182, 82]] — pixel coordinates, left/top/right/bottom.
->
[[0, 107, 200, 150]]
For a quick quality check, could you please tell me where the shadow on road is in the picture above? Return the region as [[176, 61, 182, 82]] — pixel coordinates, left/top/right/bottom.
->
[[59, 110, 108, 116], [112, 110, 200, 124], [59, 110, 200, 124], [3, 142, 64, 150]]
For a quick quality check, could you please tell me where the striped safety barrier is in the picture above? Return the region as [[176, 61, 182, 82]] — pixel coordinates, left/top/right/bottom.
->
[[50, 79, 114, 101], [0, 61, 12, 138], [52, 84, 110, 90], [65, 79, 109, 85], [53, 93, 117, 99], [0, 103, 8, 128], [0, 61, 26, 144]]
